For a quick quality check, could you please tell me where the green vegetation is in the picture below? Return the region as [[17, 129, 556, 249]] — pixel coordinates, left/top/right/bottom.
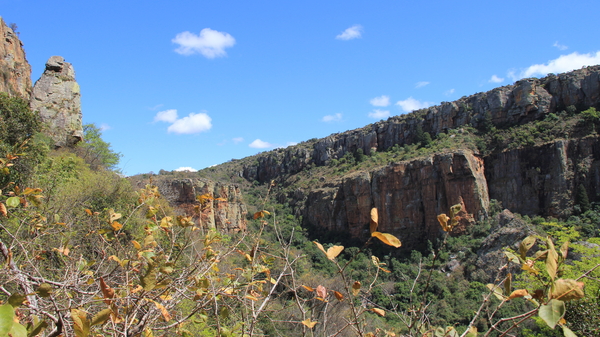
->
[[1, 86, 599, 336]]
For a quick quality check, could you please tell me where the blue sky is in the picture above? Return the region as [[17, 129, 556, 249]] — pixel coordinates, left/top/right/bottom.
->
[[3, 0, 600, 175]]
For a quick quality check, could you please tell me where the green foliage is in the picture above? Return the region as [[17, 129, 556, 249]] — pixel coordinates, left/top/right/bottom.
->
[[580, 107, 600, 123], [75, 123, 121, 170], [575, 184, 591, 213]]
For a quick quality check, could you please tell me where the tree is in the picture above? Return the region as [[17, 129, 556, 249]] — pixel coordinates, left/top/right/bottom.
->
[[75, 123, 121, 170]]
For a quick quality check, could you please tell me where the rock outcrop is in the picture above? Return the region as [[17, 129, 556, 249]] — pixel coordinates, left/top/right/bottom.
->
[[0, 17, 31, 98], [30, 56, 83, 147], [242, 66, 600, 184], [229, 66, 600, 251], [296, 151, 489, 251], [148, 177, 247, 233]]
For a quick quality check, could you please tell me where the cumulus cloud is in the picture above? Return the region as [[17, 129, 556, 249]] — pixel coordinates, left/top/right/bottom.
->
[[513, 51, 600, 80], [249, 139, 274, 149], [322, 113, 343, 122], [489, 75, 504, 83], [232, 137, 244, 144], [553, 41, 568, 51], [154, 109, 179, 123], [174, 167, 198, 172], [369, 95, 390, 107], [368, 109, 390, 119], [396, 97, 433, 113], [167, 112, 213, 134], [416, 81, 430, 88], [336, 25, 363, 40], [172, 28, 236, 58]]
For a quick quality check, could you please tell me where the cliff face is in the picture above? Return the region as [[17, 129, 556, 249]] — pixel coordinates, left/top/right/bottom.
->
[[30, 56, 83, 148], [297, 151, 489, 250], [0, 17, 32, 98], [243, 66, 600, 184], [232, 67, 600, 250], [485, 136, 600, 217], [149, 177, 247, 233]]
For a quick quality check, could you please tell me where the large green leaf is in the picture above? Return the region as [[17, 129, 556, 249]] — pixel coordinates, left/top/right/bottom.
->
[[0, 303, 15, 335], [9, 321, 27, 337], [561, 325, 577, 337], [539, 299, 565, 329]]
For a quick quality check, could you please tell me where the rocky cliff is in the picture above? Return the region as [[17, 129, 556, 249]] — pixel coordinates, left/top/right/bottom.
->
[[0, 17, 31, 98], [295, 151, 489, 250], [30, 56, 83, 147], [228, 66, 600, 251], [139, 176, 247, 233], [242, 66, 600, 183]]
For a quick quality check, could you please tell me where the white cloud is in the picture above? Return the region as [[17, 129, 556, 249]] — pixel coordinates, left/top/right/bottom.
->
[[553, 41, 568, 51], [396, 97, 433, 113], [232, 137, 244, 144], [99, 123, 111, 131], [286, 142, 298, 147], [322, 113, 343, 122], [174, 167, 198, 172], [369, 95, 390, 107], [336, 25, 363, 40], [489, 75, 504, 83], [154, 109, 178, 123], [516, 51, 600, 80], [167, 112, 212, 134], [172, 28, 236, 58], [444, 89, 455, 96], [249, 139, 274, 149], [368, 109, 390, 119], [416, 81, 430, 88]]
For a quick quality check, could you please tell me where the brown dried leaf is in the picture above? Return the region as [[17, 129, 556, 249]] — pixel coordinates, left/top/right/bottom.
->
[[100, 277, 115, 305], [334, 291, 344, 301], [352, 281, 361, 296], [551, 279, 585, 301], [508, 289, 529, 300], [316, 285, 327, 299], [370, 308, 385, 317]]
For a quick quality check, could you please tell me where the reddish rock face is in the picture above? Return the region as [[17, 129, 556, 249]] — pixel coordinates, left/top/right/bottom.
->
[[301, 151, 489, 251], [0, 17, 32, 98]]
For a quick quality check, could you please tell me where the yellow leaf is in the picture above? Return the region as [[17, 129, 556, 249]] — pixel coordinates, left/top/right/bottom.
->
[[371, 232, 402, 248], [370, 308, 385, 317], [150, 300, 172, 321], [486, 283, 505, 301], [245, 294, 259, 301], [334, 291, 344, 301], [132, 240, 141, 250], [302, 285, 314, 292], [437, 213, 451, 231], [313, 242, 344, 260], [370, 208, 378, 233], [352, 281, 361, 296], [301, 318, 318, 329], [111, 221, 123, 231], [84, 209, 93, 216]]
